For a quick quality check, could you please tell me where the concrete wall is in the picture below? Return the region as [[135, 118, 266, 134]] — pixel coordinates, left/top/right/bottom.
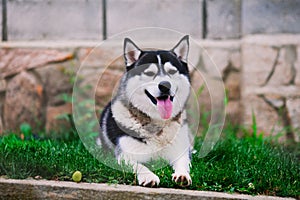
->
[[1, 0, 300, 40]]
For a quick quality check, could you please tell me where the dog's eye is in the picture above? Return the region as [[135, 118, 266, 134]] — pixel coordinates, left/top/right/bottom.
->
[[168, 69, 177, 75], [144, 71, 155, 76]]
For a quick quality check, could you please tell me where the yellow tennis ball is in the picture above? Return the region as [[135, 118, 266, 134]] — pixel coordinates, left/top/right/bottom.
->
[[72, 171, 82, 182]]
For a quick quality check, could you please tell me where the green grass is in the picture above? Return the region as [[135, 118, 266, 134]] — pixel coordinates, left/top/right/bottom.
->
[[0, 128, 299, 198]]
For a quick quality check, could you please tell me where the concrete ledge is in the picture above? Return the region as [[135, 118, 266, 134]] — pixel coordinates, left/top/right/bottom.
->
[[0, 39, 241, 49], [242, 34, 300, 46], [0, 179, 295, 200]]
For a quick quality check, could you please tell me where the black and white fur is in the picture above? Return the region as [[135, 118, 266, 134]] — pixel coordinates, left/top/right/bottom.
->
[[98, 35, 192, 187]]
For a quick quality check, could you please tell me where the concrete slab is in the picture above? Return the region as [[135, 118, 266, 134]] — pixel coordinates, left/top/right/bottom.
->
[[0, 179, 296, 200], [7, 0, 102, 40], [206, 0, 241, 39], [106, 0, 203, 39], [242, 0, 300, 35]]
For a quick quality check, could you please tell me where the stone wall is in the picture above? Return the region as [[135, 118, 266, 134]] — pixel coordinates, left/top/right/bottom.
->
[[242, 35, 300, 142], [0, 47, 76, 133], [0, 35, 300, 143], [0, 40, 241, 134]]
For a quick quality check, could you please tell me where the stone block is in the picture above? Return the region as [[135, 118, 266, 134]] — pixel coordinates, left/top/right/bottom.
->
[[295, 46, 300, 85], [73, 66, 123, 108], [0, 79, 6, 92], [107, 0, 203, 39], [206, 0, 241, 39], [190, 65, 227, 135], [46, 103, 72, 132], [226, 100, 241, 125], [0, 115, 3, 134], [191, 69, 211, 113], [225, 71, 240, 100], [0, 92, 3, 134], [242, 0, 300, 35], [286, 98, 300, 142], [78, 46, 124, 70], [229, 50, 241, 71], [7, 0, 102, 40], [189, 68, 212, 134], [0, 48, 73, 78], [242, 44, 278, 86], [202, 48, 230, 76], [263, 94, 284, 109], [245, 85, 300, 98], [242, 94, 285, 139], [77, 44, 125, 104], [34, 60, 79, 106], [4, 71, 44, 132], [0, 2, 2, 40], [267, 46, 296, 86], [95, 69, 123, 108]]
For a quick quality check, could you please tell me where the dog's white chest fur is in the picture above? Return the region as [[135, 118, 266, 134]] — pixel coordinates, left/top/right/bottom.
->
[[112, 100, 185, 148]]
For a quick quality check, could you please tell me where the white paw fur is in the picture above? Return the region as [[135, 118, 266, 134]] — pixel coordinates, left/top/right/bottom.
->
[[138, 172, 160, 187], [172, 171, 192, 186]]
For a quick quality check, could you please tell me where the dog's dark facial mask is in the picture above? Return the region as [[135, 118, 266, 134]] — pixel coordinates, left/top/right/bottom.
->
[[123, 36, 190, 77], [123, 36, 190, 120]]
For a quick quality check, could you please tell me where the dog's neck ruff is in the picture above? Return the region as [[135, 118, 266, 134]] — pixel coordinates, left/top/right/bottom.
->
[[113, 101, 184, 142], [127, 103, 152, 126]]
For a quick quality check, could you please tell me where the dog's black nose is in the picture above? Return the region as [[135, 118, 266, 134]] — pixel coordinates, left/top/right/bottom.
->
[[158, 81, 171, 93]]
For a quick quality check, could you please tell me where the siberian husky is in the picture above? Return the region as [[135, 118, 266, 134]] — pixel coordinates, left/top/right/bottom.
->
[[98, 35, 192, 187]]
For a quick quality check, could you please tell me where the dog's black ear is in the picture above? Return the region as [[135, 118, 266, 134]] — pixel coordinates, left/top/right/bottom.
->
[[171, 35, 189, 63], [124, 38, 142, 67]]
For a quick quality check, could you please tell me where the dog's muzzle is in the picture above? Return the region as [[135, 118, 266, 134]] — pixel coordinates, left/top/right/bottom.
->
[[145, 81, 174, 105], [144, 81, 174, 119]]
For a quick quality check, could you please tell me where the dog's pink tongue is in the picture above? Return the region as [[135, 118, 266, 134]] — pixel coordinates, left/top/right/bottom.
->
[[157, 97, 173, 119]]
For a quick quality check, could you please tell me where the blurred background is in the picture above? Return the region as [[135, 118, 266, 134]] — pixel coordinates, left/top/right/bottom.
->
[[0, 0, 300, 143]]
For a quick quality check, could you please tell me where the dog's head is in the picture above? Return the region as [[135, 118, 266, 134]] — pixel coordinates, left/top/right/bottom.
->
[[122, 36, 190, 120]]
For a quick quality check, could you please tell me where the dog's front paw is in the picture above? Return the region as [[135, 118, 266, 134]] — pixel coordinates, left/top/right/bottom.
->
[[172, 171, 192, 187], [138, 172, 160, 187]]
